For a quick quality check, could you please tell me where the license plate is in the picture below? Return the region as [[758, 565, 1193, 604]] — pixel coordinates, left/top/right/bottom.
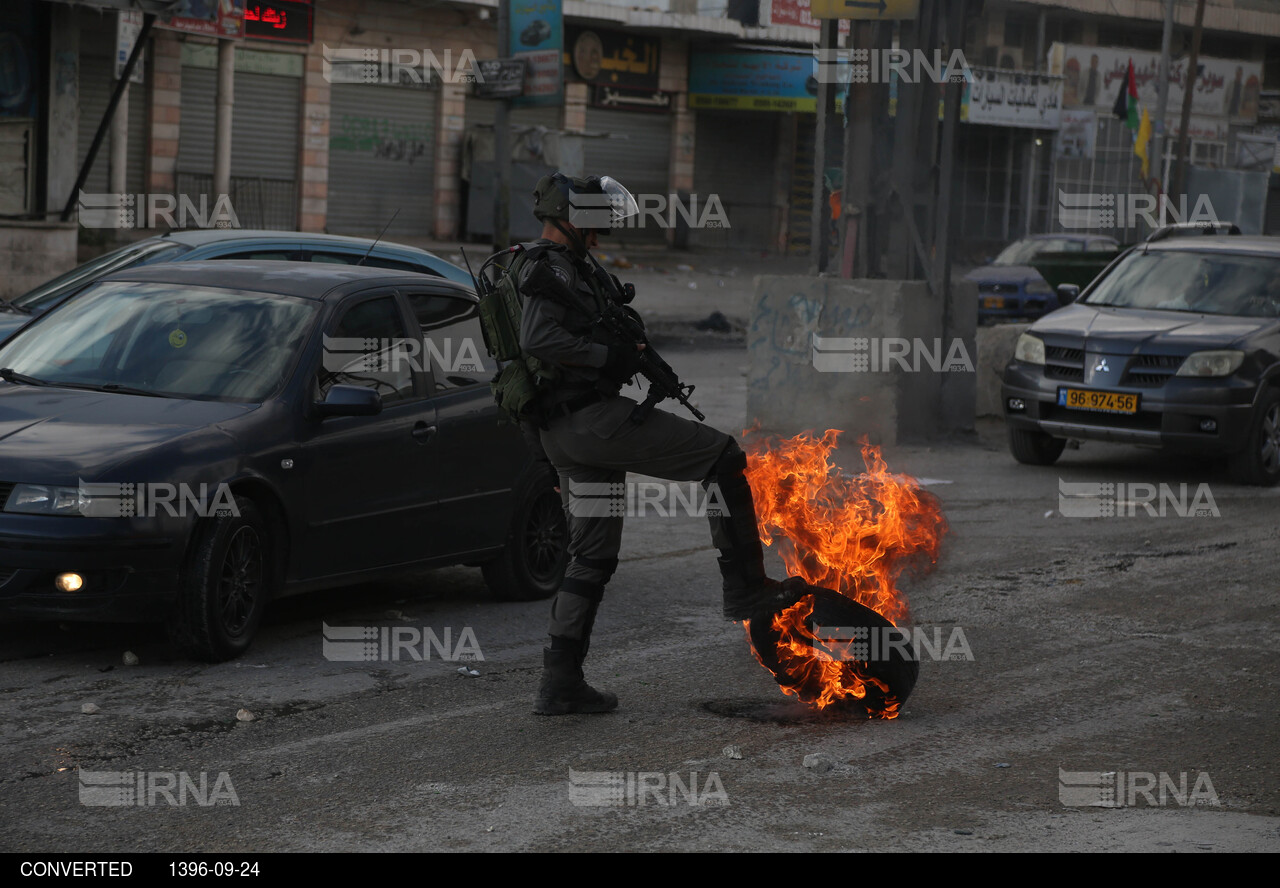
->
[[1057, 388, 1139, 414], [982, 296, 1005, 308]]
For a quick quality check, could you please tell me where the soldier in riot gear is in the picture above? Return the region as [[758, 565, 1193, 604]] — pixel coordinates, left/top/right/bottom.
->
[[518, 172, 803, 716]]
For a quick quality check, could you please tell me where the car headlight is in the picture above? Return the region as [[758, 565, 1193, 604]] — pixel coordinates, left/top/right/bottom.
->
[[1175, 350, 1245, 378], [1024, 279, 1053, 296], [5, 484, 87, 515], [1014, 333, 1045, 365]]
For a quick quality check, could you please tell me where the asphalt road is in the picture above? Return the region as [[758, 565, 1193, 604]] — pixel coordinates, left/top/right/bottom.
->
[[1, 337, 1277, 853]]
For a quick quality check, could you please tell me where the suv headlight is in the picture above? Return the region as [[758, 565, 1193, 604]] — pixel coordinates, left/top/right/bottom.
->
[[5, 484, 87, 516], [1175, 350, 1245, 378], [1014, 333, 1045, 365]]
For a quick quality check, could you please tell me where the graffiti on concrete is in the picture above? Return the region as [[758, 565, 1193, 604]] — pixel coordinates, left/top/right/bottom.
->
[[748, 283, 876, 399]]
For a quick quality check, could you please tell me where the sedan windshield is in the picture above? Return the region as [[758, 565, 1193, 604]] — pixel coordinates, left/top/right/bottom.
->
[[0, 282, 318, 401], [14, 239, 191, 311], [1083, 250, 1280, 317], [992, 238, 1087, 266]]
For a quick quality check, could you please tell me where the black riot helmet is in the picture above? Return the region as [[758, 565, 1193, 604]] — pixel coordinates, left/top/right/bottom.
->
[[532, 173, 638, 235]]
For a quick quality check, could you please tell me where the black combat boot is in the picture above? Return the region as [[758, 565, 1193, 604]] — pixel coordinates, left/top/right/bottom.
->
[[533, 645, 618, 716], [707, 442, 806, 622]]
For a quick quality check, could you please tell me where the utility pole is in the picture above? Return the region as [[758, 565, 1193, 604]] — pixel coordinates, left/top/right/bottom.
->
[[935, 0, 966, 300], [809, 19, 838, 275], [842, 20, 880, 279], [1153, 0, 1174, 193], [214, 39, 235, 202], [1171, 0, 1207, 201], [493, 0, 512, 251]]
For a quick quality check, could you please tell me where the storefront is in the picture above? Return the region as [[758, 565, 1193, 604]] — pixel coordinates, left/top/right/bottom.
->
[[327, 81, 437, 237], [177, 44, 301, 230], [686, 48, 816, 251], [569, 26, 672, 245]]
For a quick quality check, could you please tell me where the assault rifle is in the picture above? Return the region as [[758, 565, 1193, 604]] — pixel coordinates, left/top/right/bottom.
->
[[522, 259, 705, 424]]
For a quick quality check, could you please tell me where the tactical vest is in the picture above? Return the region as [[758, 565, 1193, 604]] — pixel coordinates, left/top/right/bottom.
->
[[477, 242, 603, 424]]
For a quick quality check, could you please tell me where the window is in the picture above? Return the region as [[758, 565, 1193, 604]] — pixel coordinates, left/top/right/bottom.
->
[[319, 296, 417, 405], [220, 250, 300, 261], [405, 291, 495, 391], [308, 251, 432, 275]]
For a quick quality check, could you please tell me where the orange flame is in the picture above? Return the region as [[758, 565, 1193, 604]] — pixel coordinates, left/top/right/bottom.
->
[[743, 429, 947, 717]]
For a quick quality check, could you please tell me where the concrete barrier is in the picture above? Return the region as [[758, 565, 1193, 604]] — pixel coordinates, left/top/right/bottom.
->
[[746, 276, 977, 444], [975, 322, 1030, 418]]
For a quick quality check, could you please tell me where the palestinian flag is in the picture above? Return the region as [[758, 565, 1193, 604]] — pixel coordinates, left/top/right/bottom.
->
[[1112, 59, 1140, 130]]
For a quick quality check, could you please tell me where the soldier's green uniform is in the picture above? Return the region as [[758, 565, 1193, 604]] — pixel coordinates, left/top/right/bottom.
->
[[520, 174, 801, 716]]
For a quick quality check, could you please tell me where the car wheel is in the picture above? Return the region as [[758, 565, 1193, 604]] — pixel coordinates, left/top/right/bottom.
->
[[1008, 426, 1067, 466], [1228, 388, 1280, 486], [482, 467, 567, 601], [167, 496, 270, 661]]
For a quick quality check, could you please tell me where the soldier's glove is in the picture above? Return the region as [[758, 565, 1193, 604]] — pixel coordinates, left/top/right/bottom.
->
[[602, 343, 644, 383]]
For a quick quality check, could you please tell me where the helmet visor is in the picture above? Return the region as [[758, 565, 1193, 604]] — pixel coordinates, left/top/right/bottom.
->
[[599, 177, 639, 225]]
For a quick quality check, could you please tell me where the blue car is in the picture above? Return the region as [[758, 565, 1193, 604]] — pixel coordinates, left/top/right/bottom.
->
[[0, 229, 473, 344], [967, 233, 1119, 324]]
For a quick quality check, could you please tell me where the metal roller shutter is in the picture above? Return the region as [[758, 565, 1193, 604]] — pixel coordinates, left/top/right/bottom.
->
[[327, 82, 437, 237], [77, 16, 148, 196], [584, 108, 672, 245], [178, 65, 299, 229], [692, 111, 780, 251], [464, 98, 561, 130]]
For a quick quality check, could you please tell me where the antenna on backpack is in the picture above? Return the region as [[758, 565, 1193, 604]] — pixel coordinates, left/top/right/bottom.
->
[[356, 209, 400, 266]]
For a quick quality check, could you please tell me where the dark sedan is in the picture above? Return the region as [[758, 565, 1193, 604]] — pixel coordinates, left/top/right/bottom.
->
[[0, 229, 472, 345], [968, 233, 1120, 323], [1002, 237, 1280, 485], [0, 262, 567, 660]]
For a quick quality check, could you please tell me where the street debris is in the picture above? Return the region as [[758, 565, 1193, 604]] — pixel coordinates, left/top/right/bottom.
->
[[122, 651, 139, 666], [457, 666, 480, 677], [723, 745, 742, 760], [235, 708, 256, 722], [695, 311, 732, 333], [80, 703, 100, 715], [802, 753, 834, 773]]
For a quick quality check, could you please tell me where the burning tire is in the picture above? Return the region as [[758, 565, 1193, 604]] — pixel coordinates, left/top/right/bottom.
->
[[748, 584, 919, 718]]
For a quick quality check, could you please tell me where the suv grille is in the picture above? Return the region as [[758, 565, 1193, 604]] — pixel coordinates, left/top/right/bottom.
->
[[1045, 345, 1085, 381], [1122, 354, 1184, 387]]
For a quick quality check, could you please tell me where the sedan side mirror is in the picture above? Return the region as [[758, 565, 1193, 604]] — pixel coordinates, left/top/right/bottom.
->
[[316, 384, 382, 417], [1056, 284, 1081, 306]]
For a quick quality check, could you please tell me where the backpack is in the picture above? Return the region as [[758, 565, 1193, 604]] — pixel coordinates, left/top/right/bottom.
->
[[475, 244, 562, 424]]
